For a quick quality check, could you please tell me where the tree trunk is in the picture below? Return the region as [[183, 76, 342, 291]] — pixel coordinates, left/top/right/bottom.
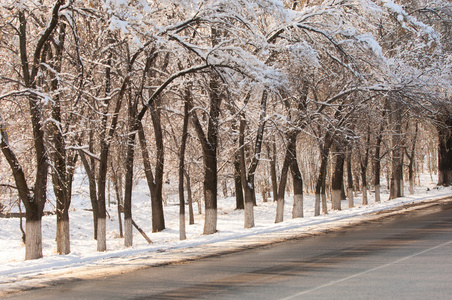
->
[[234, 152, 245, 210], [123, 88, 138, 247], [314, 192, 321, 216], [314, 180, 322, 217], [331, 145, 345, 211], [275, 146, 291, 223], [390, 157, 404, 199], [48, 23, 73, 255], [195, 28, 225, 235], [151, 100, 166, 232], [138, 120, 166, 233], [361, 166, 368, 205], [270, 141, 278, 202], [95, 51, 128, 252], [52, 143, 72, 255], [184, 170, 195, 225], [95, 52, 112, 253], [243, 183, 255, 228], [56, 210, 70, 255], [25, 218, 43, 260], [251, 181, 257, 206], [408, 163, 415, 194], [25, 100, 48, 260], [291, 163, 304, 219], [354, 172, 360, 196], [193, 72, 223, 235], [222, 180, 228, 198], [321, 183, 328, 215], [202, 129, 219, 233], [437, 118, 452, 186], [113, 176, 123, 239], [122, 51, 154, 244], [361, 127, 371, 205], [346, 148, 354, 208], [389, 100, 404, 199], [407, 122, 418, 195], [96, 217, 107, 252], [390, 146, 404, 199], [179, 99, 190, 240], [374, 130, 383, 203], [79, 141, 98, 240], [240, 90, 268, 228], [96, 138, 108, 252], [315, 138, 331, 216], [53, 119, 74, 255], [239, 119, 255, 228], [123, 132, 135, 247], [203, 151, 218, 234], [261, 180, 269, 203], [290, 137, 303, 219], [24, 99, 48, 260]]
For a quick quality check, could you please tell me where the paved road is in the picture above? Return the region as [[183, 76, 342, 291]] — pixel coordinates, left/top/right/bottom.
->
[[6, 201, 452, 299]]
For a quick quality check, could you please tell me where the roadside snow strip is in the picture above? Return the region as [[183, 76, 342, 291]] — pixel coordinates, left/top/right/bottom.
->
[[0, 190, 451, 297]]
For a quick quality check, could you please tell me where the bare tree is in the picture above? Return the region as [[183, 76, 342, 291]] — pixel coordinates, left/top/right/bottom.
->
[[0, 0, 66, 259], [238, 90, 268, 228]]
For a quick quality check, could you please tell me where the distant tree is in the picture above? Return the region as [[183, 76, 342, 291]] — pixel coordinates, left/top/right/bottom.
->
[[331, 141, 346, 211]]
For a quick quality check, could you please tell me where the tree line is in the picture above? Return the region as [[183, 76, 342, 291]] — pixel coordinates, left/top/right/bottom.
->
[[0, 0, 451, 260]]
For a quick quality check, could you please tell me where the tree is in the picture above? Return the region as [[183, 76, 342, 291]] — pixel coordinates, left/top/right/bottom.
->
[[77, 29, 131, 251], [46, 21, 79, 255], [359, 125, 371, 205], [331, 142, 346, 211], [191, 69, 223, 234], [238, 90, 268, 228], [436, 113, 452, 186], [372, 101, 388, 203], [0, 0, 66, 260], [374, 0, 448, 195], [1, 0, 451, 261], [346, 145, 355, 207], [179, 98, 190, 240]]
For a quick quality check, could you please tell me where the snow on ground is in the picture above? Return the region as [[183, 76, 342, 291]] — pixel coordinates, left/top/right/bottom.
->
[[0, 171, 450, 294]]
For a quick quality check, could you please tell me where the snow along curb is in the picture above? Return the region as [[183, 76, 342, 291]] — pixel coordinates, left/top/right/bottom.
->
[[1, 194, 451, 297]]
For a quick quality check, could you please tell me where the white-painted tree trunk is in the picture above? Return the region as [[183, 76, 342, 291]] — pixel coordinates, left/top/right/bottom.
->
[[244, 201, 255, 228], [314, 193, 321, 216], [203, 208, 217, 234], [331, 190, 341, 210], [25, 219, 43, 260], [97, 218, 107, 252], [292, 194, 303, 219], [56, 219, 70, 255], [275, 197, 285, 223], [124, 218, 133, 247], [179, 213, 186, 240], [348, 187, 354, 208]]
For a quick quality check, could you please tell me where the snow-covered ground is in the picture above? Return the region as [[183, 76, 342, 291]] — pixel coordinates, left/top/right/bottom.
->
[[0, 171, 450, 295]]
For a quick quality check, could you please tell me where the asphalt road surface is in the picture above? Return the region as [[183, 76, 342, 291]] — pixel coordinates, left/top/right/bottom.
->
[[6, 201, 452, 300]]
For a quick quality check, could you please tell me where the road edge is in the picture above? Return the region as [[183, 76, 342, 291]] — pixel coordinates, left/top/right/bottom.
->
[[1, 195, 451, 297]]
